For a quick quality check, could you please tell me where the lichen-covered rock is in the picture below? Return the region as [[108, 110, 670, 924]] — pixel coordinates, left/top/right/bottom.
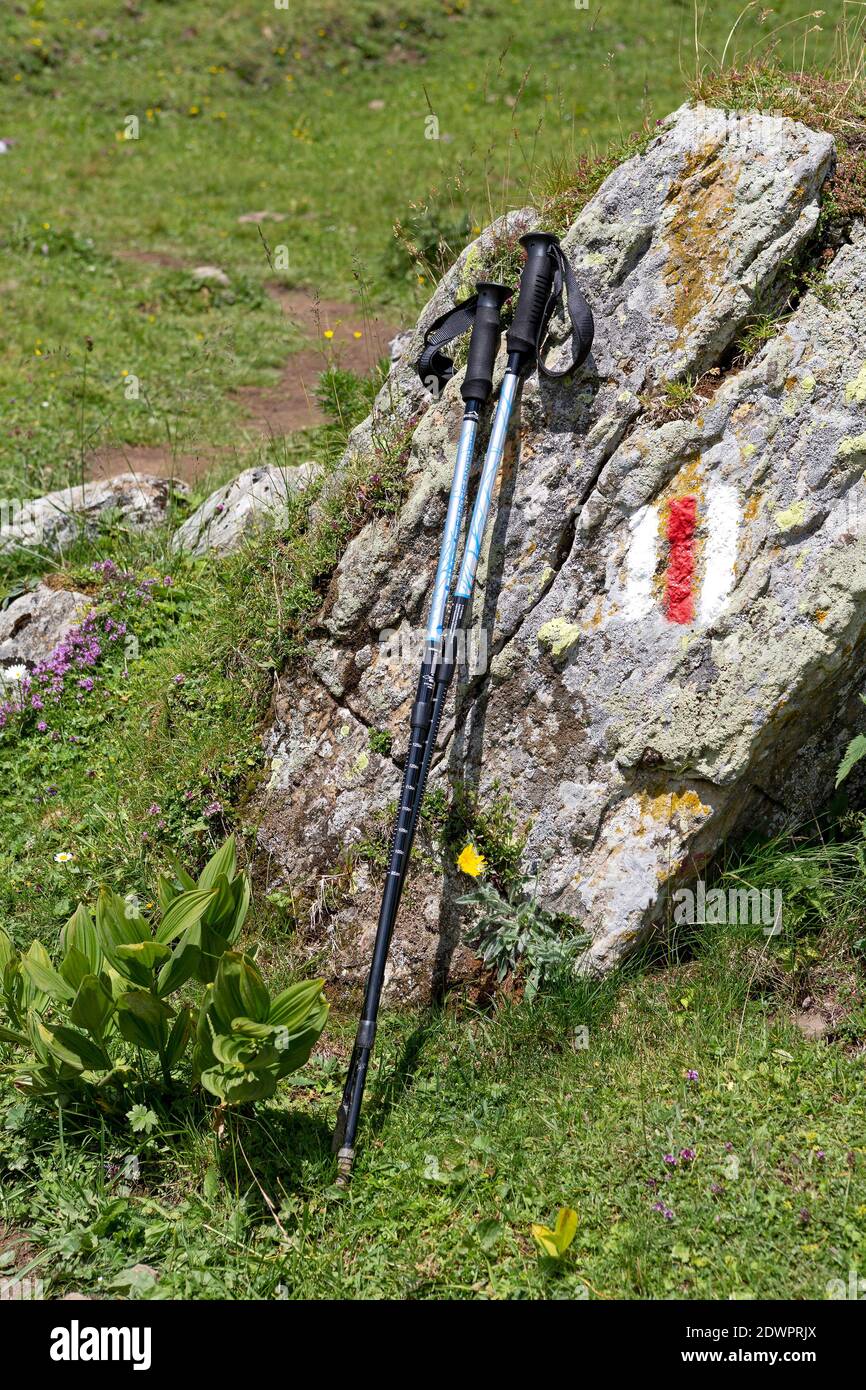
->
[[172, 463, 318, 556], [0, 474, 187, 557], [492, 221, 866, 972], [0, 582, 90, 668], [253, 103, 858, 1001]]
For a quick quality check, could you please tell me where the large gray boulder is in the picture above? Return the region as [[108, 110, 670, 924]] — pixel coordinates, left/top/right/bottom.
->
[[0, 582, 91, 670], [0, 474, 186, 557], [253, 103, 861, 1000], [172, 463, 319, 556]]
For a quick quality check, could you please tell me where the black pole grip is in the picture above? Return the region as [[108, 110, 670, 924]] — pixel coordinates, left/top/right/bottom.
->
[[506, 232, 559, 359], [460, 281, 511, 404]]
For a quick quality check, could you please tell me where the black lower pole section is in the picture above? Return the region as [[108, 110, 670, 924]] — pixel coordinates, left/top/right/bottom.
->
[[332, 653, 438, 1179], [332, 604, 468, 1182]]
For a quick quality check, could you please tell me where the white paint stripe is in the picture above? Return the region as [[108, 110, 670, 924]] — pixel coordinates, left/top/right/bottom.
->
[[698, 481, 740, 625], [622, 504, 660, 620]]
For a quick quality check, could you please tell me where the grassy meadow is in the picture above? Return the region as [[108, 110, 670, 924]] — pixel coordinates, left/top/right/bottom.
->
[[0, 0, 864, 1301]]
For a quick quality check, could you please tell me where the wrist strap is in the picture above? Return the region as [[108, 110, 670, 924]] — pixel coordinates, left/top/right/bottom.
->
[[416, 294, 481, 396], [535, 243, 595, 379]]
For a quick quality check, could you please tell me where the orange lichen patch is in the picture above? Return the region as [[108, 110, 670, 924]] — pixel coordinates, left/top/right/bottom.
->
[[744, 491, 762, 522], [663, 142, 740, 346], [581, 597, 605, 631], [814, 609, 829, 624]]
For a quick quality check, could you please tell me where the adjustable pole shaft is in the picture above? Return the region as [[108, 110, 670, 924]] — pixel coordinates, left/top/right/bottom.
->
[[333, 402, 481, 1180], [334, 244, 565, 1182], [334, 283, 511, 1181]]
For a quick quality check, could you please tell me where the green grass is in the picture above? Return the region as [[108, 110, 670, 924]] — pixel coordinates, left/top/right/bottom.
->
[[0, 0, 842, 494], [2, 931, 865, 1300]]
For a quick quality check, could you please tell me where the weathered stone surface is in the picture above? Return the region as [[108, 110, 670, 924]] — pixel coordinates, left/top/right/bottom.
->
[[0, 474, 186, 557], [0, 583, 90, 669], [172, 463, 318, 556], [253, 103, 858, 1000], [471, 221, 866, 972]]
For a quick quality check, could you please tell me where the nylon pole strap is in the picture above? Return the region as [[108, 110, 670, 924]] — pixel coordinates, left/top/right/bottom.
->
[[416, 294, 482, 396], [534, 241, 595, 379]]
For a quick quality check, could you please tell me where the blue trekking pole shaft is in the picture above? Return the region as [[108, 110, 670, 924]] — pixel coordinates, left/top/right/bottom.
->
[[334, 282, 511, 1180], [399, 233, 581, 870]]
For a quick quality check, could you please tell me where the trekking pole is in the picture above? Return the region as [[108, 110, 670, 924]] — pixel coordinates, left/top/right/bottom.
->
[[333, 281, 511, 1180], [400, 233, 597, 901], [333, 236, 594, 1183]]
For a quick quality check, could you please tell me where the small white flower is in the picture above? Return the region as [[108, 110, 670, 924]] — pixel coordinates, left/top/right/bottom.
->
[[0, 663, 28, 689], [54, 851, 75, 864]]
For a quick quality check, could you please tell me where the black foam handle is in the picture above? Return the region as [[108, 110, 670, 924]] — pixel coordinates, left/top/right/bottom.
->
[[506, 233, 558, 358], [460, 281, 511, 403]]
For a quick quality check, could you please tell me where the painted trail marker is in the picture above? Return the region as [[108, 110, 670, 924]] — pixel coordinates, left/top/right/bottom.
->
[[623, 481, 740, 627]]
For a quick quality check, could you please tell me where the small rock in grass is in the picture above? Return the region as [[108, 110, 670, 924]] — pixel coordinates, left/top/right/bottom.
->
[[190, 265, 230, 288]]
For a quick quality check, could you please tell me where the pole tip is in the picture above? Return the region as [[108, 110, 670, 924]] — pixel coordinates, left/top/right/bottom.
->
[[335, 1146, 355, 1187]]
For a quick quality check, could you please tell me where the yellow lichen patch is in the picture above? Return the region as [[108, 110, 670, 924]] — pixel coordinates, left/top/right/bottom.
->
[[663, 142, 739, 346], [837, 433, 866, 459], [349, 749, 369, 778], [638, 788, 710, 825], [845, 363, 866, 404], [537, 617, 581, 658], [774, 500, 806, 531]]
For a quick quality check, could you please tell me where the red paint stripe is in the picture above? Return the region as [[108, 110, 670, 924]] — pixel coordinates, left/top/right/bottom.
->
[[665, 495, 697, 624]]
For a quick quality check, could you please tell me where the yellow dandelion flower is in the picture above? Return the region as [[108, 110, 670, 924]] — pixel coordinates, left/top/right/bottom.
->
[[457, 844, 486, 878], [353, 330, 362, 339], [323, 329, 334, 340]]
